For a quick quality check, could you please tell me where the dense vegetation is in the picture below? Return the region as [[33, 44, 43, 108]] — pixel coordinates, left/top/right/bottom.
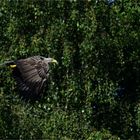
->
[[0, 0, 140, 139]]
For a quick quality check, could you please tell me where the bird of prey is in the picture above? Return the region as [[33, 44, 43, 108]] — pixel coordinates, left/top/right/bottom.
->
[[2, 56, 58, 101]]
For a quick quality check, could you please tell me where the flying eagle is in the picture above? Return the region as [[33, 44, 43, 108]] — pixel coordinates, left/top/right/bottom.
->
[[2, 56, 58, 101]]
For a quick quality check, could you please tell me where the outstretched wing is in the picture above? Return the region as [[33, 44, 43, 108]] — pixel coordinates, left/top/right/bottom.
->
[[15, 57, 49, 96]]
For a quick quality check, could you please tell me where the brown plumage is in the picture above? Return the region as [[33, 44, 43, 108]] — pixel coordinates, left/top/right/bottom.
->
[[3, 56, 58, 101]]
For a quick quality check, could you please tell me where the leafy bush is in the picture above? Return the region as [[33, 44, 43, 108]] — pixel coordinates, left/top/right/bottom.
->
[[0, 0, 139, 139]]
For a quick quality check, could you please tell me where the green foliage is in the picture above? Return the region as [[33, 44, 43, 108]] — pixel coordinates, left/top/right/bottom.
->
[[0, 0, 140, 139]]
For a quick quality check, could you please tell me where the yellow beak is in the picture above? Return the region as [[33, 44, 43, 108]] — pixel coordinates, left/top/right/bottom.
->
[[51, 59, 58, 64]]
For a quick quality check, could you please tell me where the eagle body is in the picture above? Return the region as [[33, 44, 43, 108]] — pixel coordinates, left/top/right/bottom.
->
[[3, 56, 57, 101]]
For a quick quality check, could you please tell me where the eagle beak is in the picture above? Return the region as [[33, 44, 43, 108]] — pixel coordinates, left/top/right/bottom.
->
[[51, 59, 58, 64]]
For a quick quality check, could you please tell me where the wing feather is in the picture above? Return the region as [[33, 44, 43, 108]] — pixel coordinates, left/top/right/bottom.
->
[[15, 57, 48, 96]]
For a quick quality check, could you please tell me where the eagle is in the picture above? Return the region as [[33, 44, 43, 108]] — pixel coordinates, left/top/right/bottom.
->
[[2, 56, 58, 101]]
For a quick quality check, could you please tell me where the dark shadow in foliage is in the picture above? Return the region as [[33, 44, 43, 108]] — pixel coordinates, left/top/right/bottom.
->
[[91, 102, 134, 139], [90, 62, 140, 139], [0, 105, 20, 139]]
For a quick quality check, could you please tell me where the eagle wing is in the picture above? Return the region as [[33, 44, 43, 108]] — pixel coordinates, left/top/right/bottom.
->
[[15, 57, 49, 96]]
